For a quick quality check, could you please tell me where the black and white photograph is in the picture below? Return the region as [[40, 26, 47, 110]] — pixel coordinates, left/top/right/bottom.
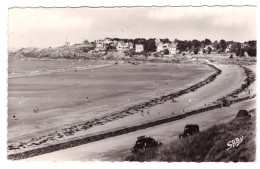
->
[[1, 1, 258, 165]]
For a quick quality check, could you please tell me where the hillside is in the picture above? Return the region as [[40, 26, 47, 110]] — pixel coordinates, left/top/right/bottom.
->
[[124, 109, 256, 162], [9, 44, 96, 60]]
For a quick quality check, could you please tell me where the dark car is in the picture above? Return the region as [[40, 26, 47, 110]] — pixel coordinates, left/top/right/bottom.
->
[[131, 136, 162, 153], [179, 124, 200, 138], [236, 110, 251, 118], [222, 97, 231, 107]]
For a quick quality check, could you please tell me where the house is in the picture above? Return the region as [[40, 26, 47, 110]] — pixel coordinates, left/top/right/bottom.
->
[[116, 41, 126, 51], [225, 44, 232, 53], [104, 38, 112, 45], [155, 38, 171, 52], [96, 43, 104, 48], [168, 43, 177, 55], [95, 39, 104, 44], [156, 42, 164, 52], [241, 43, 250, 48], [94, 42, 106, 52], [244, 51, 249, 57], [225, 48, 230, 53], [126, 42, 134, 49], [198, 50, 204, 55], [204, 45, 214, 51], [135, 44, 144, 52]]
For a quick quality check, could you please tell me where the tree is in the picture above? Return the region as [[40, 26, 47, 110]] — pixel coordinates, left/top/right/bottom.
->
[[83, 39, 89, 44], [213, 40, 219, 49], [194, 47, 199, 54], [191, 39, 201, 48], [133, 38, 147, 46], [204, 38, 212, 45], [177, 40, 189, 52], [230, 42, 240, 53], [207, 46, 212, 54], [191, 39, 201, 54], [160, 38, 171, 44], [144, 39, 157, 52], [163, 49, 169, 55], [219, 39, 227, 52]]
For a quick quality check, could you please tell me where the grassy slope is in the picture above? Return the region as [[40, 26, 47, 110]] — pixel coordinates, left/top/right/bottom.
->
[[124, 109, 256, 162]]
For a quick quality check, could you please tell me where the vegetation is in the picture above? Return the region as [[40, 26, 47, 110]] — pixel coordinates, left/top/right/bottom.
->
[[123, 110, 256, 162]]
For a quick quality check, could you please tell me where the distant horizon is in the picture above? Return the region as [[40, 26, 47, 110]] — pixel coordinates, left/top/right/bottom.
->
[[8, 7, 256, 49]]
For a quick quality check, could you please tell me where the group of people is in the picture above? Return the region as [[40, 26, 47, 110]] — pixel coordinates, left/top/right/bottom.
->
[[33, 107, 39, 113], [141, 109, 150, 116]]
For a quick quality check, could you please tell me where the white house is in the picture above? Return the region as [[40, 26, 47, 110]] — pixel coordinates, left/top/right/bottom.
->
[[135, 44, 144, 52], [104, 38, 112, 44], [156, 42, 164, 52], [126, 42, 134, 49], [95, 42, 106, 52], [168, 43, 177, 55], [116, 41, 126, 51], [204, 45, 214, 51], [225, 44, 232, 53]]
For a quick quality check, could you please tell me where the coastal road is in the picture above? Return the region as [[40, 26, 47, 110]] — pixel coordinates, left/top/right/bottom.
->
[[26, 98, 256, 161]]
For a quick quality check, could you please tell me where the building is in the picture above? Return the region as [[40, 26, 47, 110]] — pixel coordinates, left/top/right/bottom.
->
[[204, 45, 214, 51], [125, 42, 134, 49], [168, 43, 177, 55], [116, 41, 126, 51], [156, 42, 164, 52], [225, 44, 232, 53], [135, 44, 144, 52], [104, 38, 112, 45]]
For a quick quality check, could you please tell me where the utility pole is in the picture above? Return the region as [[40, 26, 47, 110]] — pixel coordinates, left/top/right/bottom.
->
[[65, 36, 70, 46]]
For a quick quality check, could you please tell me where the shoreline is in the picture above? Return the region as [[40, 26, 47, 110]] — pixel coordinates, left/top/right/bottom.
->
[[8, 63, 221, 156], [7, 63, 256, 160]]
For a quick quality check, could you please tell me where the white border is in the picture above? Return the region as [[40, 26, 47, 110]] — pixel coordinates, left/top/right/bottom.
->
[[0, 1, 259, 169]]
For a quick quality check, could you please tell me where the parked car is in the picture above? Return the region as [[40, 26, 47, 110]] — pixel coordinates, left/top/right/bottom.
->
[[179, 124, 200, 138], [222, 97, 231, 107], [131, 136, 162, 153], [236, 110, 251, 118]]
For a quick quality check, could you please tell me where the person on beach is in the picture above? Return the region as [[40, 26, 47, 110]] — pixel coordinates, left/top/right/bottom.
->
[[147, 110, 150, 115], [12, 112, 16, 120], [86, 97, 89, 102], [33, 107, 36, 113], [141, 110, 144, 116]]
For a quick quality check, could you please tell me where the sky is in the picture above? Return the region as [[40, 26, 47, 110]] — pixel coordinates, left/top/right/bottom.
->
[[8, 6, 257, 49]]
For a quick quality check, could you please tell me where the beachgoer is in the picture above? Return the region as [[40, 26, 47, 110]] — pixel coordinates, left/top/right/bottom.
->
[[141, 110, 144, 116], [86, 97, 89, 102], [33, 107, 36, 113], [147, 110, 150, 115], [12, 112, 16, 120]]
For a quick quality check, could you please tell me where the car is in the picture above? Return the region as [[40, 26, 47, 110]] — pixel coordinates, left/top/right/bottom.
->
[[179, 124, 200, 138], [236, 110, 251, 118], [131, 136, 162, 153], [222, 97, 231, 107]]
